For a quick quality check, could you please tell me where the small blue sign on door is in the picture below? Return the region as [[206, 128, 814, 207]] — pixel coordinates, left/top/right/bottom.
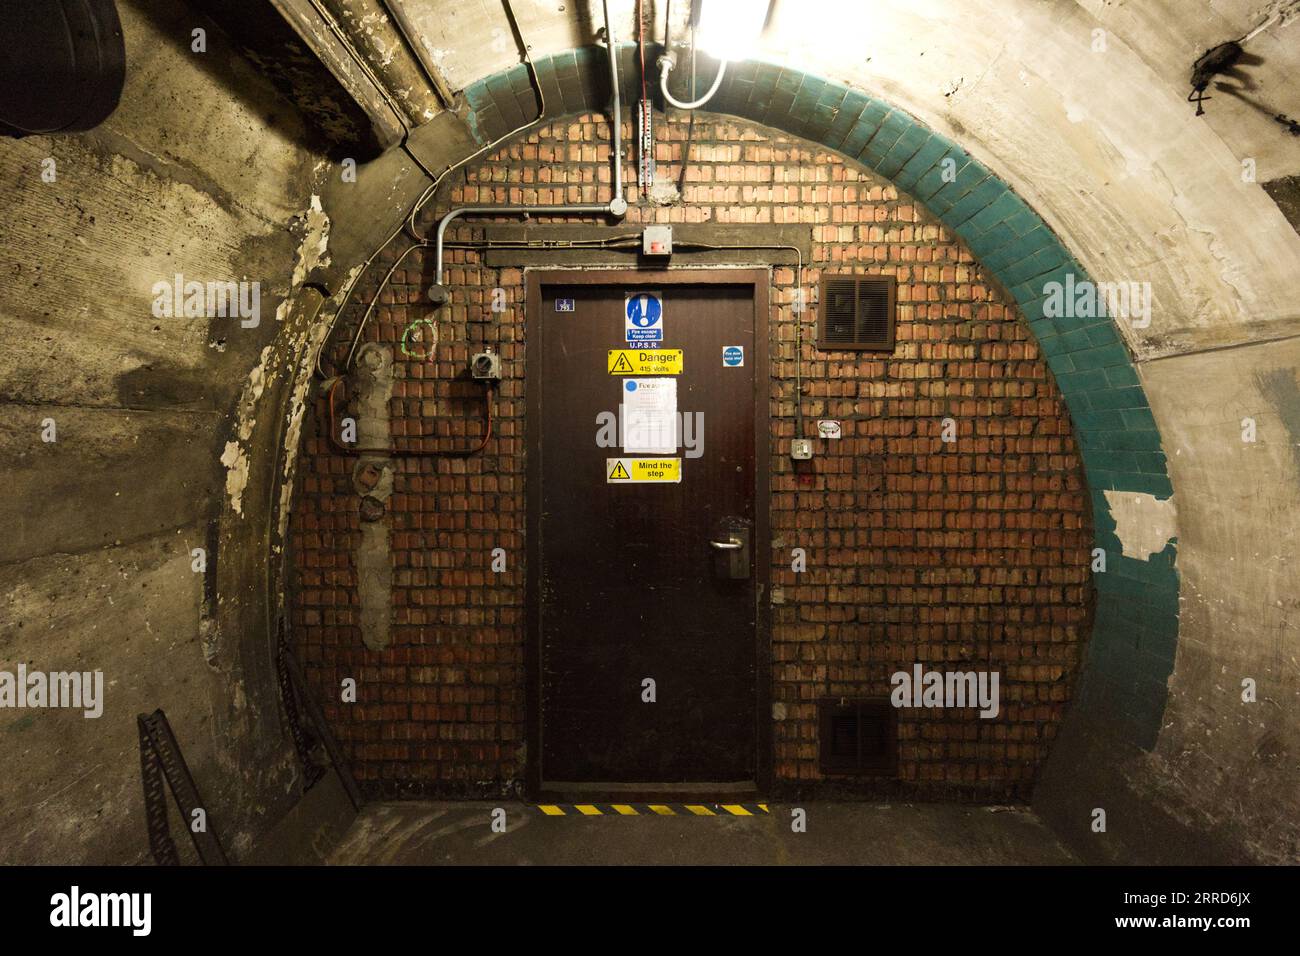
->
[[625, 291, 664, 343], [555, 297, 575, 312], [722, 345, 744, 367]]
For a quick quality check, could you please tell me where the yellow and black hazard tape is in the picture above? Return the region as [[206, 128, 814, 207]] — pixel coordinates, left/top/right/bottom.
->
[[534, 803, 770, 817]]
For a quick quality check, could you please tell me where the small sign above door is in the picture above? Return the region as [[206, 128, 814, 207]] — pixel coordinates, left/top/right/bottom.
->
[[625, 291, 664, 343]]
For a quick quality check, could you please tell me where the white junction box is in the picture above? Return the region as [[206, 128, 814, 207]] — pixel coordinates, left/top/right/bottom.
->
[[642, 225, 673, 256], [817, 420, 842, 439]]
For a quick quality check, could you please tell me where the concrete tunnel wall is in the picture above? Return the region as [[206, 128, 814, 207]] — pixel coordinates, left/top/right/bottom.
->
[[0, 0, 488, 864], [0, 0, 1295, 865], [0, 0, 341, 864]]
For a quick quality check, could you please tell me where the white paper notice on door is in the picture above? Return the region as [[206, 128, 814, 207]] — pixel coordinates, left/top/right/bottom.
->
[[621, 378, 678, 454]]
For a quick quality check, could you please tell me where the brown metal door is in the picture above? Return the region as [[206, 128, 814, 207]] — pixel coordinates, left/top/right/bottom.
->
[[529, 271, 763, 786]]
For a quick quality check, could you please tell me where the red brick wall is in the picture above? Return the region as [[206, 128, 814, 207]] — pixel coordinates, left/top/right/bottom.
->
[[290, 111, 1093, 800]]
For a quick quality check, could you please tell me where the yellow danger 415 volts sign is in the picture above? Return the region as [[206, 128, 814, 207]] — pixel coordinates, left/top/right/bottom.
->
[[607, 349, 682, 375], [606, 458, 681, 483]]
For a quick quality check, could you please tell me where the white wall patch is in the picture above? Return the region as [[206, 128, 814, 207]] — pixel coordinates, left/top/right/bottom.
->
[[1103, 490, 1178, 560]]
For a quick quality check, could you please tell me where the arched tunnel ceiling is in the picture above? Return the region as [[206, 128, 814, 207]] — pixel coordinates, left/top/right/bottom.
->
[[309, 0, 1300, 360]]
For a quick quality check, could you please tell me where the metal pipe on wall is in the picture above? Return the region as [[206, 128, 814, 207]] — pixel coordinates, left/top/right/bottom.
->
[[428, 0, 629, 302], [432, 205, 612, 299], [378, 0, 457, 108], [605, 0, 625, 209]]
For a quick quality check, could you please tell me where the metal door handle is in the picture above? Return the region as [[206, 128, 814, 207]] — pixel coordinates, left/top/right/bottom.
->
[[711, 520, 751, 579]]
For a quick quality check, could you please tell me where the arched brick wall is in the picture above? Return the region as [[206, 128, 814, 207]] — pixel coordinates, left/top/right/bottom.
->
[[294, 109, 1105, 799], [464, 50, 1182, 754]]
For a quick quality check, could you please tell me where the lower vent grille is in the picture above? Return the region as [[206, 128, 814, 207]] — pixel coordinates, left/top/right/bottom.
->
[[818, 698, 898, 775]]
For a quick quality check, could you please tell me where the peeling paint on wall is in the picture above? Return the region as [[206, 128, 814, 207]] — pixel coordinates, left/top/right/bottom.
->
[[237, 345, 276, 442], [277, 305, 334, 547], [299, 195, 332, 279], [1103, 490, 1178, 560], [276, 195, 333, 324], [221, 440, 250, 516], [224, 343, 284, 518]]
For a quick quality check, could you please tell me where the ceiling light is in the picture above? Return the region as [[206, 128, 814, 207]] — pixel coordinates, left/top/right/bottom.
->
[[657, 0, 771, 110], [695, 0, 771, 62]]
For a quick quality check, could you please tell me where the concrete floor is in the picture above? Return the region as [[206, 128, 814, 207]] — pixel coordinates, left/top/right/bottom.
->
[[323, 799, 1077, 866]]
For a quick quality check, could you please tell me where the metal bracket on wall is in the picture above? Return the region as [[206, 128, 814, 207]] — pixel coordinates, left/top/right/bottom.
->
[[479, 223, 813, 268], [137, 709, 230, 866]]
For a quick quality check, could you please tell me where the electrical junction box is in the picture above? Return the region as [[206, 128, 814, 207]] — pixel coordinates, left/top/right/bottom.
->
[[471, 350, 501, 381], [642, 225, 673, 256], [791, 438, 813, 460]]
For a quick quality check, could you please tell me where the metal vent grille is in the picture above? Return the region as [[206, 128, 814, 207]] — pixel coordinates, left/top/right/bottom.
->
[[817, 275, 897, 351], [818, 698, 897, 775]]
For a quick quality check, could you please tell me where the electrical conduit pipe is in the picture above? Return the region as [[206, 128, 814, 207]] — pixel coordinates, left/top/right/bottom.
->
[[428, 0, 627, 304]]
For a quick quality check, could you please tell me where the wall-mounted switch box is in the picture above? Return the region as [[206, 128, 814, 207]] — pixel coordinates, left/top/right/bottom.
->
[[471, 350, 501, 380], [791, 438, 813, 460], [643, 225, 673, 256]]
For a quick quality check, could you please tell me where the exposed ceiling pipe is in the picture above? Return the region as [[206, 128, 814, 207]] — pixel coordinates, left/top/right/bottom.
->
[[431, 204, 613, 304], [378, 0, 457, 108], [427, 0, 628, 304], [273, 0, 408, 146], [658, 50, 726, 110], [657, 0, 725, 110], [605, 0, 626, 213], [301, 0, 449, 185], [328, 0, 555, 376], [658, 0, 772, 111]]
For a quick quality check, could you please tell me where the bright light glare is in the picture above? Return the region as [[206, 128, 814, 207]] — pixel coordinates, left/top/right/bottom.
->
[[695, 0, 770, 61]]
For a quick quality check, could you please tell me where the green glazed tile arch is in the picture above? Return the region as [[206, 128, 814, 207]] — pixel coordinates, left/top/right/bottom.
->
[[462, 49, 1180, 751]]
